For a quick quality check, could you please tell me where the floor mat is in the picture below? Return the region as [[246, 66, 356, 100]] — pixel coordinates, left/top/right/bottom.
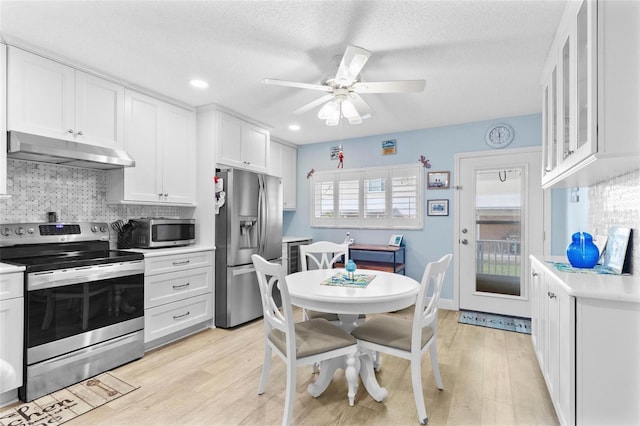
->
[[0, 372, 138, 426], [458, 310, 531, 334]]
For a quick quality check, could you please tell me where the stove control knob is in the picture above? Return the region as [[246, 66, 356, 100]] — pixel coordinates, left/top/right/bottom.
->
[[15, 227, 25, 236], [91, 225, 99, 233], [1, 227, 11, 236], [27, 227, 35, 234], [99, 225, 108, 233]]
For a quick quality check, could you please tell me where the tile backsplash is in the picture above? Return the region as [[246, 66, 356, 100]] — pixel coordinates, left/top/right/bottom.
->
[[1, 160, 183, 245], [589, 168, 639, 274]]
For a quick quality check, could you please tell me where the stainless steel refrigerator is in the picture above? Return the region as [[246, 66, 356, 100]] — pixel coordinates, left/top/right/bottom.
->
[[215, 168, 283, 328]]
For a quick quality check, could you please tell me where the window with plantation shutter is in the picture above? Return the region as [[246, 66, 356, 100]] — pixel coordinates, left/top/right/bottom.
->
[[310, 164, 423, 229]]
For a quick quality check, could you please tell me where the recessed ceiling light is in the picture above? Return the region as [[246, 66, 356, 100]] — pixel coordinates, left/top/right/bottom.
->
[[190, 79, 209, 89], [288, 124, 301, 131]]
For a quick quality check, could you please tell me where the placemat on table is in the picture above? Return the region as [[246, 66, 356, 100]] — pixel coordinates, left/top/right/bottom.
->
[[321, 273, 376, 288]]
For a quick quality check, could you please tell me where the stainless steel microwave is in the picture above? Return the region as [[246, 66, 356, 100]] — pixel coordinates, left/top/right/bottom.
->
[[130, 218, 195, 248]]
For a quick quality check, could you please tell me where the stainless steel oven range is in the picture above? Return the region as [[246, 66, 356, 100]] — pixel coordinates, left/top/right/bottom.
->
[[0, 222, 145, 402]]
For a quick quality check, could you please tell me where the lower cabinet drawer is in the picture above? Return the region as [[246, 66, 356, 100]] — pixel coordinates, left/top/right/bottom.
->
[[145, 251, 213, 276], [144, 293, 212, 343], [145, 266, 212, 309]]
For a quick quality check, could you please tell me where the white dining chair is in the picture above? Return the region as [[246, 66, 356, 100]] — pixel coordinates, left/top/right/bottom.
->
[[299, 241, 366, 325], [351, 253, 452, 425], [251, 254, 359, 426]]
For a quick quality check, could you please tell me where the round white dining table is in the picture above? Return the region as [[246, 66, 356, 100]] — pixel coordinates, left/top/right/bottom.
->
[[286, 268, 420, 403]]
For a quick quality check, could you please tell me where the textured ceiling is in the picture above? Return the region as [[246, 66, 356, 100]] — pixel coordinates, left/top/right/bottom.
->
[[0, 0, 566, 145]]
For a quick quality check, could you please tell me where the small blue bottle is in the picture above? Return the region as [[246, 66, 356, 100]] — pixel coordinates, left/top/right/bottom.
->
[[566, 232, 599, 268], [345, 259, 357, 280]]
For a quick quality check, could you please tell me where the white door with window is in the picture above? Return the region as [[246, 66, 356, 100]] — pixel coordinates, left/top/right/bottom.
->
[[455, 147, 544, 318]]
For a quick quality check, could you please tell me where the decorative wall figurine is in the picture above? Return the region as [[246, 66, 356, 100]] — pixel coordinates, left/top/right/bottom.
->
[[419, 155, 431, 168], [330, 145, 343, 160], [306, 168, 315, 179], [337, 150, 344, 168]]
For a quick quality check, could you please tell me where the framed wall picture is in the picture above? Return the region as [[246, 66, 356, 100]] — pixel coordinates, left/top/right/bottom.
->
[[427, 199, 449, 216], [427, 171, 450, 189], [603, 227, 632, 274], [388, 234, 403, 246], [381, 139, 397, 155]]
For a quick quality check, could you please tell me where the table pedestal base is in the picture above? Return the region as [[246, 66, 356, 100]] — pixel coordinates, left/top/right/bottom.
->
[[307, 355, 358, 405], [307, 349, 388, 404]]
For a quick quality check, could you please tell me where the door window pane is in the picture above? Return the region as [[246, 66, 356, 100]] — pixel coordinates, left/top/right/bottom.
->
[[475, 168, 523, 296]]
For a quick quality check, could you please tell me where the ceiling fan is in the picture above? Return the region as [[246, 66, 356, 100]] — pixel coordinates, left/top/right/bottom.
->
[[262, 45, 426, 126]]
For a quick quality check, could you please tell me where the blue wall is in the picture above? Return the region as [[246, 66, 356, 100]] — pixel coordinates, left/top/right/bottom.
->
[[284, 113, 542, 301]]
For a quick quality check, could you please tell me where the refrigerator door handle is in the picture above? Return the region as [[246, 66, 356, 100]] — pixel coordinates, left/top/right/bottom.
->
[[257, 174, 266, 255]]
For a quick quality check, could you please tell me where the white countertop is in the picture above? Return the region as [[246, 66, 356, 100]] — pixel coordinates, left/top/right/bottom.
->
[[126, 244, 216, 258], [0, 262, 25, 274], [531, 255, 640, 303], [283, 236, 312, 243]]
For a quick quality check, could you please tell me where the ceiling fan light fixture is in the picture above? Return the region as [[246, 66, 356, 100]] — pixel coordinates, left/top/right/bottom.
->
[[318, 100, 339, 120], [325, 112, 340, 126], [341, 99, 362, 125]]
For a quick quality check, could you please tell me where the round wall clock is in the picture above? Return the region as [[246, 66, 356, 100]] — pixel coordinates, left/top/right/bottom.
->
[[485, 123, 515, 149]]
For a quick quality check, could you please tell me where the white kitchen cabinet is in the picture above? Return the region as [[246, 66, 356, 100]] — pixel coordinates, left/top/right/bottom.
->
[[270, 140, 297, 210], [7, 46, 124, 150], [540, 0, 640, 188], [0, 270, 24, 398], [217, 111, 270, 173], [143, 250, 213, 349], [1, 43, 7, 197], [281, 143, 297, 210], [106, 90, 196, 205], [530, 256, 640, 425]]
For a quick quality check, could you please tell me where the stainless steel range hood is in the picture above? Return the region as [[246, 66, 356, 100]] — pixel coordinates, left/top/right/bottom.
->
[[8, 132, 135, 169]]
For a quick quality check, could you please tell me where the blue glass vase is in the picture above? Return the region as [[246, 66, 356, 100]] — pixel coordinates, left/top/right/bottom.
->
[[566, 232, 599, 268], [345, 259, 357, 280]]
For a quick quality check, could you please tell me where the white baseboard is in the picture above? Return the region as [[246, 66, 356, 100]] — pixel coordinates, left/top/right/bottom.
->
[[438, 298, 457, 311]]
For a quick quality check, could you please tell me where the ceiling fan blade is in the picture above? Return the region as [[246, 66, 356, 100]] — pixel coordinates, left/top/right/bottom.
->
[[349, 93, 373, 120], [293, 94, 335, 115], [334, 45, 371, 87], [261, 78, 332, 92], [352, 80, 426, 93]]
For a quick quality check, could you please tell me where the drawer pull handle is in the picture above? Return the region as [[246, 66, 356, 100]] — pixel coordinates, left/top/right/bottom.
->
[[547, 291, 556, 299], [532, 272, 539, 277], [173, 282, 190, 290], [173, 311, 190, 320], [172, 260, 190, 266]]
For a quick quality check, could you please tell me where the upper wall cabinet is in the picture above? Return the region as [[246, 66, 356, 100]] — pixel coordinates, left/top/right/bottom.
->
[[106, 90, 196, 205], [7, 47, 124, 150], [541, 0, 640, 188], [1, 44, 7, 197], [269, 140, 297, 210], [217, 111, 270, 173]]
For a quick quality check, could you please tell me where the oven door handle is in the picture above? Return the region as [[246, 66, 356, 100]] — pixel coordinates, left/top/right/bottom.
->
[[28, 261, 144, 291]]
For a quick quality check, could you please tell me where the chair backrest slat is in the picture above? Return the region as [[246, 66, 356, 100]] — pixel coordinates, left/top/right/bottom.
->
[[412, 254, 453, 346], [299, 241, 349, 271], [252, 254, 295, 342]]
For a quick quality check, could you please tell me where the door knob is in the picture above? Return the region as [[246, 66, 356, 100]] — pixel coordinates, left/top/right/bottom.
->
[[461, 239, 468, 245]]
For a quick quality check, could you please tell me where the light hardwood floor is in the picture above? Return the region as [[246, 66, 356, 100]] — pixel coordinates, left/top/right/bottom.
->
[[58, 309, 558, 425]]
